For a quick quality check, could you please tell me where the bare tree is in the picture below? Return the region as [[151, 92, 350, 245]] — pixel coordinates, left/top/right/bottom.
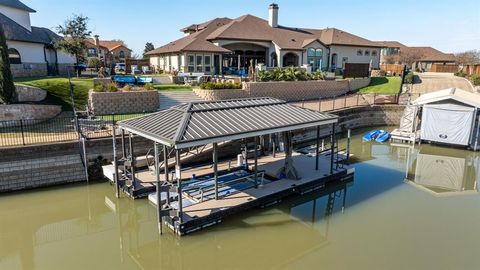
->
[[383, 55, 396, 64], [398, 49, 424, 67], [455, 50, 480, 65]]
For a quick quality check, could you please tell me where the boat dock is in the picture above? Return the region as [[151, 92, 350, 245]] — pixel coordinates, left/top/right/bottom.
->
[[106, 97, 354, 235]]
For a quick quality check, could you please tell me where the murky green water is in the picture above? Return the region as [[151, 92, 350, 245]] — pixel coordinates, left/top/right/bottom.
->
[[2, 129, 480, 270]]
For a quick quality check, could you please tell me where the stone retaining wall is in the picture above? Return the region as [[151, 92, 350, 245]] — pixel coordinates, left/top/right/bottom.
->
[[89, 90, 160, 115], [10, 63, 47, 78], [0, 104, 62, 122], [194, 78, 371, 101], [15, 85, 47, 102]]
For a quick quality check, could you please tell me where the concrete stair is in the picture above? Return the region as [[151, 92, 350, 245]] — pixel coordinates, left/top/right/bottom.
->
[[159, 91, 204, 110]]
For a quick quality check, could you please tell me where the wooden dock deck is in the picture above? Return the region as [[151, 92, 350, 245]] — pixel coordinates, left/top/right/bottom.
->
[[147, 152, 354, 235]]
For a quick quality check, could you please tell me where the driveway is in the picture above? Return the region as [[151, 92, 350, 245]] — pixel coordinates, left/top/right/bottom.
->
[[410, 72, 473, 94]]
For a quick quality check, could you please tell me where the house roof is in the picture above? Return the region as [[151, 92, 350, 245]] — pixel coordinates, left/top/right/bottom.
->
[[146, 18, 232, 55], [148, 14, 381, 55], [376, 41, 455, 62], [94, 40, 131, 51], [413, 88, 480, 108], [119, 97, 338, 149], [0, 12, 59, 44], [0, 0, 35, 12], [85, 39, 109, 50]]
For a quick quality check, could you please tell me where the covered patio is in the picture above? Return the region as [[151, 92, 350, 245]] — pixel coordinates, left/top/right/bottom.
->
[[111, 97, 354, 235]]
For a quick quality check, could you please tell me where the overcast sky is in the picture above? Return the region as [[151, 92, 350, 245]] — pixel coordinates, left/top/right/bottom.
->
[[23, 0, 480, 55]]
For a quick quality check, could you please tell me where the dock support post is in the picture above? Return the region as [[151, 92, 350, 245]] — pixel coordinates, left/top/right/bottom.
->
[[346, 129, 351, 163], [254, 136, 259, 187], [272, 133, 276, 158], [330, 123, 336, 174], [175, 149, 183, 223], [474, 112, 480, 151], [315, 126, 320, 171], [154, 143, 162, 234], [112, 127, 120, 198], [121, 129, 126, 159], [129, 133, 136, 190], [342, 187, 347, 213], [213, 142, 219, 200], [163, 145, 170, 205]]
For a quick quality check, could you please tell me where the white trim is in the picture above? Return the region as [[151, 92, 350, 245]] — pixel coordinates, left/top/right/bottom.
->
[[121, 126, 174, 147], [174, 119, 337, 149]]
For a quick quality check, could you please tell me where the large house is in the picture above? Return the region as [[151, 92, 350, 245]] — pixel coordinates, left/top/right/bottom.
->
[[0, 0, 75, 77], [85, 36, 131, 68], [146, 4, 382, 75], [377, 41, 456, 71]]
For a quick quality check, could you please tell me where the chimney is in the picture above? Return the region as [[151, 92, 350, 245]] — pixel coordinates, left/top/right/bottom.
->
[[94, 35, 100, 46], [268, 3, 279, 28]]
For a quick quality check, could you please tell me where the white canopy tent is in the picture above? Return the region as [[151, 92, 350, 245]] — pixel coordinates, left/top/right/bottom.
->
[[412, 88, 480, 149]]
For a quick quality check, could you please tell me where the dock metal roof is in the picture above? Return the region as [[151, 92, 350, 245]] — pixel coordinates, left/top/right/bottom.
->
[[413, 88, 480, 108], [119, 97, 338, 149]]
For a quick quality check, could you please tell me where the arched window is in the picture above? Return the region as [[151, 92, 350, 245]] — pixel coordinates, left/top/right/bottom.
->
[[357, 49, 363, 56], [282, 52, 298, 67], [8, 48, 21, 64], [119, 50, 125, 59], [307, 47, 323, 71]]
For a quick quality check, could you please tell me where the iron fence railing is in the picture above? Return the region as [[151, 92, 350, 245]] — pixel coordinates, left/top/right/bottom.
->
[[0, 113, 149, 148]]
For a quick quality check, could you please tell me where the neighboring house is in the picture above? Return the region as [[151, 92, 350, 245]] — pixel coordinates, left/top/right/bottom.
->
[[0, 0, 75, 77], [85, 36, 132, 68], [377, 41, 456, 71], [146, 4, 382, 75]]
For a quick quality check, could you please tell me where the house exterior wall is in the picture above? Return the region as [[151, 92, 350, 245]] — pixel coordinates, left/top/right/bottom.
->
[[329, 45, 380, 69], [7, 40, 44, 63], [110, 46, 131, 63], [0, 5, 31, 30], [300, 41, 329, 71]]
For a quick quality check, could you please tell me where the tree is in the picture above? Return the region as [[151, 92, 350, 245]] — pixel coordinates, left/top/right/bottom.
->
[[143, 42, 155, 57], [87, 58, 101, 70], [455, 50, 480, 65], [55, 14, 91, 77], [0, 24, 16, 104], [398, 49, 424, 67]]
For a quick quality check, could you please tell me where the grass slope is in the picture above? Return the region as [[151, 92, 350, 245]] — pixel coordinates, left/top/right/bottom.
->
[[358, 77, 402, 95], [15, 77, 93, 110]]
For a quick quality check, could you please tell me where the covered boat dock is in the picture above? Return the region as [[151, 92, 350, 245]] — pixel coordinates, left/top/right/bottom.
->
[[111, 97, 354, 235]]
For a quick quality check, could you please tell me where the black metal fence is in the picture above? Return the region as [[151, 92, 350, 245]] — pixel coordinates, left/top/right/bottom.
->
[[0, 113, 148, 148], [296, 93, 402, 112]]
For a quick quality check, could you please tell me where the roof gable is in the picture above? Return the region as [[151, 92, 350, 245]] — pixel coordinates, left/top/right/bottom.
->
[[0, 0, 35, 12], [0, 12, 58, 44]]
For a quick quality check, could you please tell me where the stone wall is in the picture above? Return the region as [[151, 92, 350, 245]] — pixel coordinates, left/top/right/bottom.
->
[[15, 85, 47, 102], [347, 77, 371, 91], [0, 104, 62, 122], [11, 63, 47, 78], [0, 142, 86, 192], [194, 78, 371, 101], [89, 90, 160, 115]]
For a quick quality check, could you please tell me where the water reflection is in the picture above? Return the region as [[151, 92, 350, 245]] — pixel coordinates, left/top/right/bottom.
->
[[406, 146, 479, 196], [0, 179, 352, 270]]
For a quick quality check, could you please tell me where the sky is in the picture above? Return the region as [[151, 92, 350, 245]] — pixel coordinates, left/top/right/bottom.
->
[[23, 0, 480, 55]]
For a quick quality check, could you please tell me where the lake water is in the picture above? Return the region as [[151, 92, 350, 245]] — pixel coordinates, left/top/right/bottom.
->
[[1, 130, 480, 270]]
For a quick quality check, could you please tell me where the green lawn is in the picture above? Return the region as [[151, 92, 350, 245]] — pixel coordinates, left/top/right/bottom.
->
[[154, 84, 192, 92], [14, 77, 93, 110], [358, 77, 402, 95]]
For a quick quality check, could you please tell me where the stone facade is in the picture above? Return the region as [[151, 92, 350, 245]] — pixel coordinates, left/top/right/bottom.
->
[[15, 85, 47, 102], [10, 63, 47, 78], [194, 78, 371, 101], [0, 104, 62, 122], [89, 90, 160, 115]]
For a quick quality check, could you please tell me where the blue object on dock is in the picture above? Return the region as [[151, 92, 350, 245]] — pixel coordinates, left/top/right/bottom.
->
[[137, 76, 153, 84], [375, 130, 391, 143], [362, 130, 381, 141], [112, 75, 136, 84]]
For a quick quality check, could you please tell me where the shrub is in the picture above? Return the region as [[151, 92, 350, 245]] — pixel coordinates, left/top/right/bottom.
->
[[404, 71, 414, 84], [107, 83, 118, 92], [454, 70, 467, 77], [93, 83, 104, 92], [471, 74, 480, 86], [199, 82, 242, 90], [256, 67, 323, 82], [122, 84, 133, 91], [87, 58, 101, 69], [144, 82, 155, 90]]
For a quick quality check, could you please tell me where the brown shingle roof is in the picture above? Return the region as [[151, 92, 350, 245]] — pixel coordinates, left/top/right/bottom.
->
[[96, 40, 131, 51], [149, 14, 381, 55], [376, 41, 455, 62], [146, 18, 232, 55]]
